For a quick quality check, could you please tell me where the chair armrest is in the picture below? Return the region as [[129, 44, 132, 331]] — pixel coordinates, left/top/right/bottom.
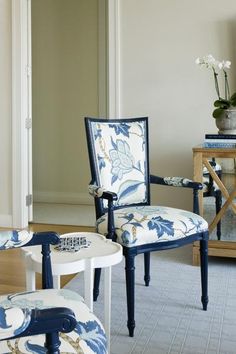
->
[[20, 307, 77, 337], [88, 184, 117, 241], [26, 232, 60, 246], [150, 175, 203, 190], [0, 306, 76, 341], [0, 230, 60, 250], [88, 184, 118, 201]]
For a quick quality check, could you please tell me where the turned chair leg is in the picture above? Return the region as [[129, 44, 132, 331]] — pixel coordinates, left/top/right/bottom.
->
[[144, 252, 150, 286], [93, 268, 101, 301], [125, 253, 136, 337], [200, 236, 208, 311], [45, 332, 61, 353]]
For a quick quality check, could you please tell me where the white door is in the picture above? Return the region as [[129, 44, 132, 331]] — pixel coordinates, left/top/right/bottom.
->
[[31, 0, 105, 215], [12, 0, 33, 228], [12, 0, 120, 228]]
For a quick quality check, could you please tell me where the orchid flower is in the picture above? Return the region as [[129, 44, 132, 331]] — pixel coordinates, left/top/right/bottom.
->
[[196, 54, 236, 118]]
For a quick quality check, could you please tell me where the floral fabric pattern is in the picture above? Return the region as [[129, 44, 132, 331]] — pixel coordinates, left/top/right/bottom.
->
[[0, 230, 33, 250], [163, 177, 194, 187], [88, 185, 106, 198], [90, 120, 147, 207], [0, 306, 31, 340], [97, 206, 208, 247], [0, 289, 107, 354]]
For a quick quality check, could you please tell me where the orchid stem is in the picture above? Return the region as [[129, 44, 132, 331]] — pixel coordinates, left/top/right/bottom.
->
[[213, 69, 220, 99], [224, 70, 230, 101]]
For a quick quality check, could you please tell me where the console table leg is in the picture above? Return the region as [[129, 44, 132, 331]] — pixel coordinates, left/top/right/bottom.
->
[[26, 268, 35, 291], [84, 259, 94, 312], [25, 253, 36, 291], [53, 275, 60, 289]]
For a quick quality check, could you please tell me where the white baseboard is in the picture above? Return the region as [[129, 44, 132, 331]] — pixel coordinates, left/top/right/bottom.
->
[[0, 214, 13, 228], [33, 191, 93, 205]]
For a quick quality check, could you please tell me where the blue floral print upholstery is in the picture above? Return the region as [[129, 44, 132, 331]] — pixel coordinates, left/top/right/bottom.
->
[[0, 289, 107, 353], [0, 230, 33, 250], [89, 185, 106, 198], [0, 306, 31, 340], [90, 120, 148, 207], [0, 230, 107, 353], [87, 121, 207, 248], [163, 177, 197, 187], [85, 117, 209, 338], [97, 206, 208, 247]]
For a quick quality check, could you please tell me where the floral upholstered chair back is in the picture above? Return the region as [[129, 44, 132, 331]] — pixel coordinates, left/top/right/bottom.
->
[[86, 117, 150, 210]]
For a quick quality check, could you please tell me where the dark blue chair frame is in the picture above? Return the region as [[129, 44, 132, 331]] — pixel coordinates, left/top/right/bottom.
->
[[85, 117, 209, 337], [0, 231, 76, 353], [203, 158, 222, 240]]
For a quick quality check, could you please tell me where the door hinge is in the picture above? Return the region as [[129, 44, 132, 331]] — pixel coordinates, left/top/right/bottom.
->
[[25, 118, 32, 129], [26, 65, 32, 77], [26, 194, 33, 207]]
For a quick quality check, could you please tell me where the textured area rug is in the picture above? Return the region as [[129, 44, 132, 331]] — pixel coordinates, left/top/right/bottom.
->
[[65, 243, 236, 354]]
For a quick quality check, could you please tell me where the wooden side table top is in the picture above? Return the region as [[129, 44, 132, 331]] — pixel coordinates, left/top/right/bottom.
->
[[193, 144, 236, 157], [22, 232, 123, 275]]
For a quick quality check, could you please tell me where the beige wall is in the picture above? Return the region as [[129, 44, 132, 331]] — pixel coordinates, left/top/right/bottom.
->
[[32, 0, 99, 204], [2, 0, 236, 226], [119, 0, 236, 210], [0, 0, 12, 223]]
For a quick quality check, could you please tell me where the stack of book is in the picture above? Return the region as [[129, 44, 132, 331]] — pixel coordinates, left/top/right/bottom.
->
[[204, 134, 236, 148]]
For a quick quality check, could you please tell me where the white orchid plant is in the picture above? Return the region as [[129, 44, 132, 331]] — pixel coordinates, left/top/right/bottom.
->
[[196, 54, 236, 118]]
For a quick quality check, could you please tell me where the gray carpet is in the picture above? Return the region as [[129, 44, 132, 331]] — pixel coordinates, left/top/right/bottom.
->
[[65, 239, 236, 354]]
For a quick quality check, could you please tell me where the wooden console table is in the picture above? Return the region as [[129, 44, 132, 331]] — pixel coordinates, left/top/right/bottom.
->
[[192, 145, 236, 265]]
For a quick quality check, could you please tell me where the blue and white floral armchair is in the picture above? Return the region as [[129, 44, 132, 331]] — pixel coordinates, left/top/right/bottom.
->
[[85, 116, 209, 337], [0, 230, 107, 353]]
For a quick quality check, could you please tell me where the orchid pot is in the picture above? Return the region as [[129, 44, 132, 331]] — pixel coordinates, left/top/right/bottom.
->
[[214, 107, 236, 134]]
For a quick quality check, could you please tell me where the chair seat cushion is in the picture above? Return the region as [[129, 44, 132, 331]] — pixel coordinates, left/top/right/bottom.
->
[[0, 289, 107, 354], [97, 206, 208, 247]]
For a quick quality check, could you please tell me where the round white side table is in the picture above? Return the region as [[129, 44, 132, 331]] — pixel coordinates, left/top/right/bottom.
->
[[22, 232, 123, 352]]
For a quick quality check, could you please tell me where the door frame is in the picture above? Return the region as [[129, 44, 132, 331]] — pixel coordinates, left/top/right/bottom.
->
[[11, 0, 120, 228], [12, 0, 31, 228]]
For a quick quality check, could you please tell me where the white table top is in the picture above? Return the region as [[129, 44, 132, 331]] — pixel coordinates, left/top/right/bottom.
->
[[22, 232, 123, 275]]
